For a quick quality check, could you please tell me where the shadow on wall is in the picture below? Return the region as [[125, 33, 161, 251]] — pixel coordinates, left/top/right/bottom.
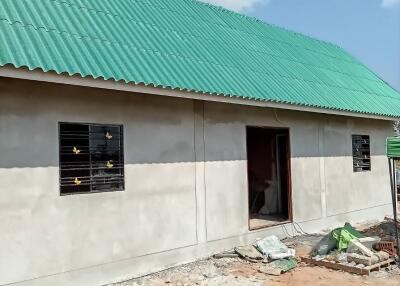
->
[[0, 77, 391, 170]]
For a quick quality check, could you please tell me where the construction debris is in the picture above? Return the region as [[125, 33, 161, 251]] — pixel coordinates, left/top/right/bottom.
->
[[302, 256, 395, 276], [258, 258, 297, 276], [302, 222, 397, 276], [358, 237, 381, 249], [213, 251, 239, 259], [346, 251, 389, 266], [110, 221, 400, 286], [376, 241, 396, 256], [362, 217, 400, 246], [347, 240, 375, 257], [213, 221, 397, 279], [314, 234, 336, 255], [234, 245, 263, 261], [331, 223, 364, 251], [213, 235, 297, 276], [255, 235, 295, 260]]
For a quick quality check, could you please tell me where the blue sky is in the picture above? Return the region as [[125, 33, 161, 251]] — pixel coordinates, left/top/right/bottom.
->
[[202, 0, 400, 91]]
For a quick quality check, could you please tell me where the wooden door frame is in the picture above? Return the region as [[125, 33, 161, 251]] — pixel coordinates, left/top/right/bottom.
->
[[246, 126, 293, 231]]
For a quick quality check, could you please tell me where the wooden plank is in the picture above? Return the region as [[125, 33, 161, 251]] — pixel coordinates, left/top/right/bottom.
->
[[302, 257, 367, 275], [301, 257, 395, 276], [363, 259, 395, 271]]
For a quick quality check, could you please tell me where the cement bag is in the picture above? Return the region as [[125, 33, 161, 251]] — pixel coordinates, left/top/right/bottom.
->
[[255, 235, 295, 260], [314, 234, 337, 255]]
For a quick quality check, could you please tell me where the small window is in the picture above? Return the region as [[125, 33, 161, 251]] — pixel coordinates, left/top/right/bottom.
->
[[352, 135, 371, 172], [59, 122, 124, 195]]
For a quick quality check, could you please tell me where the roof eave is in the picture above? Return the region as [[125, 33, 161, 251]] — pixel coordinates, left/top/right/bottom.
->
[[0, 65, 397, 121]]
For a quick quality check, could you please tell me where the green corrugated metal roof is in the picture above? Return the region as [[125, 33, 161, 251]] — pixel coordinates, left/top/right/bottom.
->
[[1, 0, 400, 117]]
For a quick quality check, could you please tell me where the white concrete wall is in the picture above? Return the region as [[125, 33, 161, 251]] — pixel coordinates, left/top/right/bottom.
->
[[0, 78, 394, 286], [202, 102, 393, 237]]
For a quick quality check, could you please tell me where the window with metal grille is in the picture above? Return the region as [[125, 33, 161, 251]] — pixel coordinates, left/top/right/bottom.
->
[[352, 135, 371, 172], [59, 122, 124, 195]]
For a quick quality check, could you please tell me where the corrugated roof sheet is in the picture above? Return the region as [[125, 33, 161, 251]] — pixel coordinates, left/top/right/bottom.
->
[[1, 0, 400, 117]]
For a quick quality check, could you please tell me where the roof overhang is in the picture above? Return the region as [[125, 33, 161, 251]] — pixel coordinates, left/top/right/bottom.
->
[[0, 65, 397, 121]]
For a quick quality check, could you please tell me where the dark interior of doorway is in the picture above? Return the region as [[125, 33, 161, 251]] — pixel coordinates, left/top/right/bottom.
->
[[247, 127, 291, 230]]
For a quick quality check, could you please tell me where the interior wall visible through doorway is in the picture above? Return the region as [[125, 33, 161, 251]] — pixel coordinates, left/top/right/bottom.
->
[[246, 126, 292, 230]]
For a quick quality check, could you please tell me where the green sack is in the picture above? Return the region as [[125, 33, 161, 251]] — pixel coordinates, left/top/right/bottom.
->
[[331, 223, 364, 251], [259, 258, 297, 276], [270, 258, 297, 272]]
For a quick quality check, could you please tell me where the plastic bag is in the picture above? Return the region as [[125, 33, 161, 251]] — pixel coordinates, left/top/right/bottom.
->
[[255, 235, 295, 260]]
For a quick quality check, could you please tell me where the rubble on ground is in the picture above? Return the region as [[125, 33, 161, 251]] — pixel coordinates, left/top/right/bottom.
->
[[109, 220, 400, 286], [362, 217, 400, 244], [301, 221, 398, 275]]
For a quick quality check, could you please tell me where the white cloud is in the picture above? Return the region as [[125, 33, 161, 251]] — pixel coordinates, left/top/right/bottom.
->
[[382, 0, 400, 8], [200, 0, 269, 12]]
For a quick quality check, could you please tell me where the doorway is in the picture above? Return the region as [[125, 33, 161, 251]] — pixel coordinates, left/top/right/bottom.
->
[[246, 127, 292, 230], [396, 165, 400, 210]]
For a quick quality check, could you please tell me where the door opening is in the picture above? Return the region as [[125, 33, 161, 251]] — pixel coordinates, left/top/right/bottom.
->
[[247, 127, 292, 230], [396, 166, 400, 210]]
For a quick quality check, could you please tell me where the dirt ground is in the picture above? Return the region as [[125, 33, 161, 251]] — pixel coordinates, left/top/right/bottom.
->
[[108, 220, 400, 286], [108, 257, 400, 286]]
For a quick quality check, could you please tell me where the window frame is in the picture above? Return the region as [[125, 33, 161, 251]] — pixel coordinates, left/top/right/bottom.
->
[[352, 134, 371, 173], [58, 121, 125, 196]]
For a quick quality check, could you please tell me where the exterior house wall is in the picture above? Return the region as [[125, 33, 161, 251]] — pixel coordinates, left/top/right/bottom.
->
[[0, 77, 393, 286]]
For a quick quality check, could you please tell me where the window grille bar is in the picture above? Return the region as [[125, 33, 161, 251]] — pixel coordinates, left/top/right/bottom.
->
[[59, 122, 124, 195]]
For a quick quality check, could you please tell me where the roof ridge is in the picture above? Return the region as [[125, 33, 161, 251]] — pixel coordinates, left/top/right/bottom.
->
[[342, 50, 400, 94], [186, 0, 346, 52], [149, 0, 355, 63]]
